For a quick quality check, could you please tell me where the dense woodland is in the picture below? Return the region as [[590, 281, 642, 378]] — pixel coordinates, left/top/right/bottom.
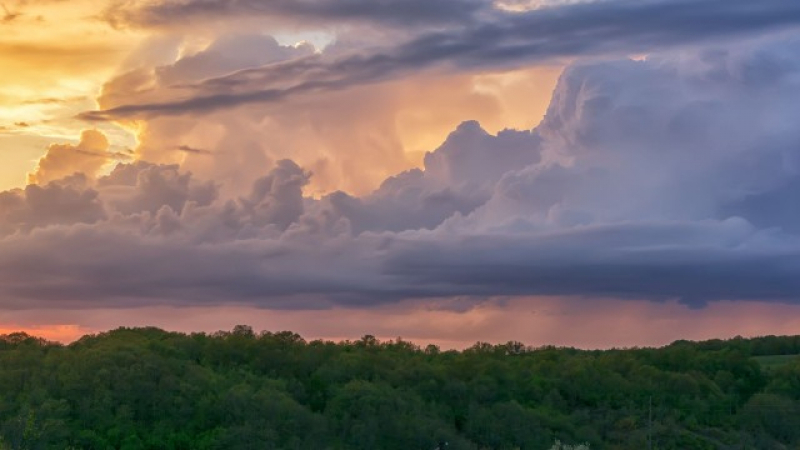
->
[[1, 327, 799, 450]]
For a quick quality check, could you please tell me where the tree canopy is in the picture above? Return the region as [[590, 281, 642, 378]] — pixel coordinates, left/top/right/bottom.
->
[[1, 328, 799, 449]]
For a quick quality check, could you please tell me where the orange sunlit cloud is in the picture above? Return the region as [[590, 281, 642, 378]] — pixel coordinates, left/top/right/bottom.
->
[[0, 0, 143, 191]]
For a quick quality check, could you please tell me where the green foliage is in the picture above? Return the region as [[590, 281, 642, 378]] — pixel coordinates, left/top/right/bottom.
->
[[0, 329, 798, 449], [752, 354, 800, 371], [548, 441, 589, 450]]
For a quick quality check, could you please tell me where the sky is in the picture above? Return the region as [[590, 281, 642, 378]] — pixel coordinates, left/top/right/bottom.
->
[[2, 0, 800, 348]]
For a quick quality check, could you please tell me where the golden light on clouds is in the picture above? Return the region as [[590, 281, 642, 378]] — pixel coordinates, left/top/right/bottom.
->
[[1, 0, 559, 195], [395, 67, 561, 166], [0, 0, 144, 191]]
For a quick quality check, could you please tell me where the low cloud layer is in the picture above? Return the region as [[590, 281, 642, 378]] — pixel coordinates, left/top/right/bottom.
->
[[4, 36, 800, 309]]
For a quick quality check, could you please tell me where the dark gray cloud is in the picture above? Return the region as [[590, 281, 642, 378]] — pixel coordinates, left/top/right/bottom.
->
[[381, 221, 800, 304], [1, 215, 798, 309], [176, 145, 212, 155], [82, 0, 800, 121], [104, 0, 488, 29]]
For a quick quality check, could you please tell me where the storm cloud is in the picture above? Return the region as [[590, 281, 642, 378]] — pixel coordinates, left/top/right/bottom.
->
[[6, 34, 800, 309], [82, 0, 800, 121], [103, 0, 489, 29]]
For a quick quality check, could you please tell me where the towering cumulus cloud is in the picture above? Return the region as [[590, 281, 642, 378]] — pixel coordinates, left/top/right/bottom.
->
[[3, 33, 800, 310], [75, 0, 800, 197]]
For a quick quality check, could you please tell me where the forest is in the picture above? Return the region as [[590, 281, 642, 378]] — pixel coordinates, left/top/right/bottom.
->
[[1, 327, 799, 450]]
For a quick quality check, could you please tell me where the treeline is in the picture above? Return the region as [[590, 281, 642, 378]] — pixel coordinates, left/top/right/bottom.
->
[[0, 327, 799, 449]]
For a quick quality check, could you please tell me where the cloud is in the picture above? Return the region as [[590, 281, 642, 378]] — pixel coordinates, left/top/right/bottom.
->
[[21, 96, 87, 105], [89, 32, 558, 198], [5, 36, 800, 309], [97, 161, 218, 215], [27, 129, 112, 185], [324, 121, 543, 233], [155, 34, 316, 86], [239, 159, 311, 230], [175, 145, 212, 155], [381, 220, 800, 303], [1, 2, 21, 22], [103, 0, 488, 30], [0, 175, 105, 235], [81, 0, 800, 121]]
